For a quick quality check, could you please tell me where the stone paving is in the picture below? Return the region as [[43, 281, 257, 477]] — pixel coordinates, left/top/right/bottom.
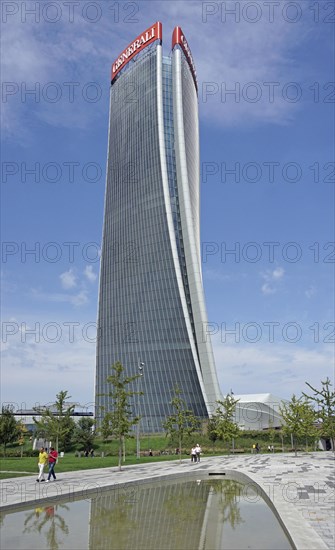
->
[[0, 452, 334, 549]]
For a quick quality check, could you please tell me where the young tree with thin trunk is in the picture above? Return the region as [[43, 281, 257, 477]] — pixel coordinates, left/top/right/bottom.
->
[[212, 394, 240, 452], [33, 390, 76, 451], [303, 377, 335, 451], [100, 362, 142, 471], [267, 419, 276, 452], [163, 386, 200, 462], [17, 421, 28, 458], [279, 395, 317, 456]]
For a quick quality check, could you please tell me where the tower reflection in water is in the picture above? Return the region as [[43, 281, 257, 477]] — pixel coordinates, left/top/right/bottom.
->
[[88, 478, 292, 550], [1, 478, 292, 550]]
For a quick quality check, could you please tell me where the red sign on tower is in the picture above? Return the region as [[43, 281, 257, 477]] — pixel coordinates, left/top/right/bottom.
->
[[111, 22, 162, 82], [172, 26, 198, 91]]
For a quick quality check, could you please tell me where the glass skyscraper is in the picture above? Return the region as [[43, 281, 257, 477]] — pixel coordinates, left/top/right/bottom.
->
[[95, 22, 221, 432]]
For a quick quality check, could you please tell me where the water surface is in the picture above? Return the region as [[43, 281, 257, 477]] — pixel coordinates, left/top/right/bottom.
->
[[1, 477, 293, 549]]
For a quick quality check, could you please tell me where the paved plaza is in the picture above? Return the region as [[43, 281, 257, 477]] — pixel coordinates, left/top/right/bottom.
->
[[1, 452, 334, 549]]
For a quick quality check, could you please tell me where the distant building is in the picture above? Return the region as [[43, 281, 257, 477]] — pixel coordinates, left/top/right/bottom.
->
[[233, 393, 286, 430], [14, 404, 94, 432]]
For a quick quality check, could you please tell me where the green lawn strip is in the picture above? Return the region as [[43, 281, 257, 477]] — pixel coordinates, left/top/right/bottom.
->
[[0, 453, 196, 479], [0, 431, 291, 481], [0, 472, 32, 479]]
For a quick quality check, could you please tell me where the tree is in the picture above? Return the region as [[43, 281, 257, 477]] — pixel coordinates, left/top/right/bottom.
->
[[162, 386, 200, 462], [210, 479, 243, 528], [303, 377, 335, 451], [73, 417, 95, 450], [17, 421, 29, 458], [99, 362, 142, 471], [0, 405, 19, 455], [24, 503, 69, 549], [279, 395, 317, 456], [33, 390, 76, 451], [212, 394, 240, 452], [207, 416, 219, 447], [267, 419, 276, 452]]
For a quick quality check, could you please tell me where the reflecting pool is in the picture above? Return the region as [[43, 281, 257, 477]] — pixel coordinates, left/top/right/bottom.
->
[[1, 477, 293, 549]]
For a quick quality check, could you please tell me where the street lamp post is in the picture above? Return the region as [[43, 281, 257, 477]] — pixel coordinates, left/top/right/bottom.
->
[[136, 361, 144, 459]]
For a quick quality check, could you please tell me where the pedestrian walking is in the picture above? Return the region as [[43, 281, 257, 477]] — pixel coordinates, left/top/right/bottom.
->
[[36, 447, 48, 482], [195, 443, 202, 463], [191, 446, 197, 462], [46, 447, 58, 482]]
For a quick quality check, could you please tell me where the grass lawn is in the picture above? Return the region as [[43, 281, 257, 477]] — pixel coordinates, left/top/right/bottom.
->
[[0, 472, 32, 479]]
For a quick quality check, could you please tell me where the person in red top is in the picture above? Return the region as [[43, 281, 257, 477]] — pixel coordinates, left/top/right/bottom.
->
[[46, 447, 58, 482]]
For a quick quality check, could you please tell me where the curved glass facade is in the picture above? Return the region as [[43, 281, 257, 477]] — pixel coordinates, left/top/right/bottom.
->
[[95, 26, 221, 432]]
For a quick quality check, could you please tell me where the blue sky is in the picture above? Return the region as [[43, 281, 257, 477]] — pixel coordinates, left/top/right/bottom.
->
[[1, 0, 334, 410]]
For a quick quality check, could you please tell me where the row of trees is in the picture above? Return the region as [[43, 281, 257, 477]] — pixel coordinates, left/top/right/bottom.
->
[[0, 405, 27, 455], [1, 367, 334, 465], [0, 391, 95, 456], [279, 378, 335, 456], [160, 377, 335, 460], [33, 390, 95, 452]]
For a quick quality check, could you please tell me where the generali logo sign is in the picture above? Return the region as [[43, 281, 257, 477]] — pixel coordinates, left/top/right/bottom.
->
[[172, 26, 198, 91], [111, 22, 162, 82]]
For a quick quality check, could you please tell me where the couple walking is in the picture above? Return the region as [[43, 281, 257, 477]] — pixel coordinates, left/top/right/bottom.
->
[[36, 447, 58, 482], [191, 444, 202, 463]]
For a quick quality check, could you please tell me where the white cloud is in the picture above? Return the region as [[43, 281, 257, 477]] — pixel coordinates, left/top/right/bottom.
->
[[0, 341, 10, 353], [212, 336, 334, 400], [1, 270, 18, 294], [305, 286, 316, 299], [60, 269, 77, 289], [203, 267, 239, 283], [1, 324, 95, 407], [260, 266, 285, 294], [31, 287, 89, 306], [272, 267, 285, 280], [153, 0, 313, 126], [71, 290, 89, 306], [84, 265, 97, 283], [1, 308, 97, 406], [2, 0, 316, 140], [2, 14, 111, 140], [261, 282, 276, 295]]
